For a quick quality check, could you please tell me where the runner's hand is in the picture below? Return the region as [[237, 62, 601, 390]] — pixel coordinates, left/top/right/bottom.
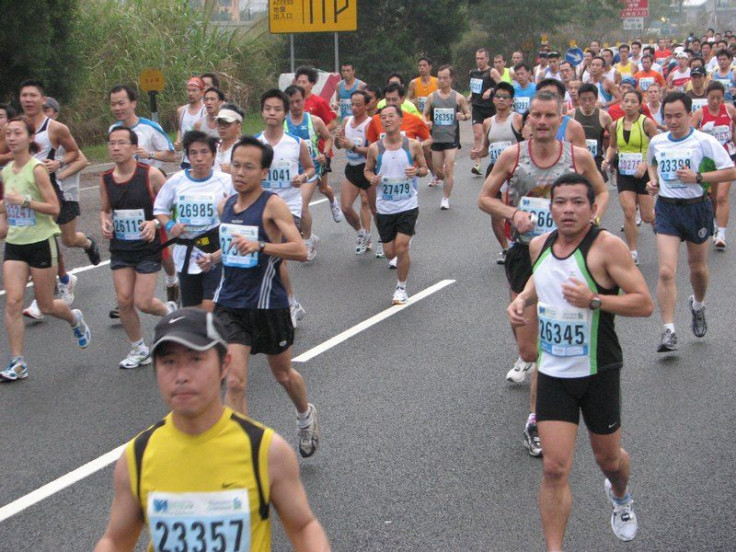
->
[[139, 220, 157, 242], [168, 222, 186, 238], [231, 234, 258, 255], [646, 180, 659, 195], [405, 166, 418, 178], [101, 218, 114, 240], [561, 277, 594, 308], [506, 296, 528, 326], [634, 162, 647, 179], [511, 210, 535, 234]]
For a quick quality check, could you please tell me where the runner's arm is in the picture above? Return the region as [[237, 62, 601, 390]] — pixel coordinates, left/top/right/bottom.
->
[[566, 119, 588, 148], [507, 272, 539, 326], [478, 147, 520, 220], [295, 141, 316, 185], [314, 116, 333, 156], [601, 122, 618, 171], [689, 108, 704, 128], [93, 454, 144, 552], [268, 434, 331, 552], [262, 196, 308, 262], [457, 93, 471, 121], [608, 81, 622, 106], [407, 79, 417, 102], [57, 149, 88, 181], [54, 121, 80, 167], [408, 139, 428, 177], [363, 144, 381, 186], [11, 165, 60, 217], [99, 177, 114, 239]]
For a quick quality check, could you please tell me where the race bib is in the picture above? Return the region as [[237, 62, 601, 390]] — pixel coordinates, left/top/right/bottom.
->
[[177, 194, 216, 229], [220, 223, 259, 268], [690, 98, 708, 113], [113, 209, 144, 241], [710, 124, 732, 145], [657, 149, 692, 189], [6, 203, 36, 227], [470, 78, 483, 95], [417, 96, 428, 112], [638, 77, 654, 91], [346, 136, 364, 163], [381, 177, 412, 201], [513, 96, 530, 114], [433, 108, 455, 126], [716, 78, 732, 92], [339, 98, 352, 119], [585, 139, 598, 157], [618, 153, 643, 176], [538, 302, 589, 357], [518, 196, 555, 238], [262, 159, 298, 189], [488, 141, 512, 165], [148, 490, 250, 552]]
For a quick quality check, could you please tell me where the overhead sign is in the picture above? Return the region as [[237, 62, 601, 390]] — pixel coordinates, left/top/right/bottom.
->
[[139, 69, 165, 93], [623, 17, 645, 30], [270, 0, 357, 34], [565, 48, 584, 66], [620, 0, 648, 18]]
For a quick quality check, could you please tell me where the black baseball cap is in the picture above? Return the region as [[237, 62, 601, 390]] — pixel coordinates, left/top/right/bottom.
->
[[152, 309, 228, 355], [691, 66, 706, 76]]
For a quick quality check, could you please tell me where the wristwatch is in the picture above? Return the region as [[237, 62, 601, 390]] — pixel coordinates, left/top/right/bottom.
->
[[258, 241, 266, 252], [696, 172, 703, 184], [149, 152, 155, 160], [588, 296, 602, 310], [153, 219, 161, 229]]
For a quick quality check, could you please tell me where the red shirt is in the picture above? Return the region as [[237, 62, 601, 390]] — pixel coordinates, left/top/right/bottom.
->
[[304, 94, 337, 156], [608, 102, 654, 122], [654, 49, 672, 61]]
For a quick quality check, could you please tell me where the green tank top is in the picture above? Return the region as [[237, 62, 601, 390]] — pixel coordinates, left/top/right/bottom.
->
[[2, 157, 60, 245]]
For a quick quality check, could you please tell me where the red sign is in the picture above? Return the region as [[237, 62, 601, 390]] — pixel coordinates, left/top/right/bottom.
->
[[620, 0, 647, 18]]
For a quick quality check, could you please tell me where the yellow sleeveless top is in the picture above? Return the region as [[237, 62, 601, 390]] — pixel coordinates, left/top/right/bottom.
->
[[126, 408, 274, 552]]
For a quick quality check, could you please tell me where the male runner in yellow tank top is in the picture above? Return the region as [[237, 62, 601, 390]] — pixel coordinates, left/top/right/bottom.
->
[[95, 309, 330, 552]]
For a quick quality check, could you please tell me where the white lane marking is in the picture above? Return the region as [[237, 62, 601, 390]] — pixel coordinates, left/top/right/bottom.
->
[[0, 445, 125, 523], [0, 261, 111, 297], [293, 279, 456, 363], [0, 197, 328, 296], [0, 279, 455, 521]]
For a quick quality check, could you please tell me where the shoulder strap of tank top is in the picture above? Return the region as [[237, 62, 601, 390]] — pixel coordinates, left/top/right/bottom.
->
[[133, 418, 167, 521], [230, 413, 270, 520]]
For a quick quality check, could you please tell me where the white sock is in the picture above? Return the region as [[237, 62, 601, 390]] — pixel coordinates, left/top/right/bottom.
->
[[288, 295, 296, 307], [358, 228, 366, 236], [166, 302, 176, 314], [692, 299, 705, 311], [718, 227, 726, 240], [397, 280, 407, 289], [131, 338, 145, 349], [297, 407, 312, 428], [165, 274, 178, 287], [664, 323, 675, 333]]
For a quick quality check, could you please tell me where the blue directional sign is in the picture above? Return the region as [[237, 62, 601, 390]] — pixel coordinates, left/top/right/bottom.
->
[[565, 48, 584, 66]]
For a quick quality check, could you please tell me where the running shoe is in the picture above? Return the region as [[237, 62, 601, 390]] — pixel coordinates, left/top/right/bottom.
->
[[605, 479, 638, 542], [375, 241, 385, 258], [58, 274, 78, 306], [290, 301, 306, 328], [166, 282, 180, 304], [119, 346, 152, 369], [388, 257, 398, 269], [84, 235, 101, 265], [0, 357, 28, 382], [298, 404, 319, 458], [306, 234, 319, 262], [496, 250, 507, 265], [330, 200, 343, 222], [109, 299, 120, 319], [631, 251, 640, 266], [524, 422, 542, 457], [355, 232, 370, 255], [165, 301, 178, 314], [471, 163, 482, 176], [635, 210, 642, 226], [688, 295, 707, 338], [714, 237, 726, 251], [392, 286, 408, 305], [657, 328, 677, 352], [506, 358, 535, 383], [23, 300, 45, 321], [440, 197, 450, 210], [428, 176, 441, 187], [71, 309, 91, 348]]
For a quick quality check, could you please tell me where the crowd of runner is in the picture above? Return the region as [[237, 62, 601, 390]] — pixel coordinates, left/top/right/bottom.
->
[[1, 26, 734, 551]]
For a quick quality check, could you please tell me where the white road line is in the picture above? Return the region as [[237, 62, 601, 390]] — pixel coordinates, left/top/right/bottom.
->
[[0, 261, 111, 297], [293, 279, 456, 363], [0, 445, 125, 523], [0, 278, 455, 522]]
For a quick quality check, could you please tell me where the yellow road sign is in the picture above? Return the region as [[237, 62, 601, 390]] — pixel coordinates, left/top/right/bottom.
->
[[139, 69, 165, 93], [269, 0, 357, 33]]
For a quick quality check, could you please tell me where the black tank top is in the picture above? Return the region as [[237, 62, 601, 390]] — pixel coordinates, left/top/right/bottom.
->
[[103, 162, 160, 256]]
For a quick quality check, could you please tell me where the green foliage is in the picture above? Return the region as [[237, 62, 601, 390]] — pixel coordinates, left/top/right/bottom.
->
[[285, 0, 468, 85], [63, 0, 283, 145], [0, 0, 80, 103]]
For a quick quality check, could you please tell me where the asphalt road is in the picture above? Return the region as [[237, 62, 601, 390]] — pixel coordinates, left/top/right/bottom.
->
[[1, 123, 735, 551]]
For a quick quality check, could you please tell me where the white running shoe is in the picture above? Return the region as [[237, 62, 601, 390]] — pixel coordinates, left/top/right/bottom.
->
[[631, 251, 640, 266], [506, 357, 535, 383], [23, 300, 45, 321], [119, 346, 152, 369], [392, 286, 408, 305], [165, 301, 178, 314], [58, 274, 78, 305], [428, 175, 440, 187], [605, 479, 638, 542], [375, 241, 385, 258], [388, 256, 398, 269], [635, 209, 642, 226], [330, 201, 343, 222], [290, 301, 306, 327], [306, 235, 319, 262], [440, 197, 450, 210], [355, 231, 370, 255], [71, 309, 91, 348], [297, 404, 319, 458]]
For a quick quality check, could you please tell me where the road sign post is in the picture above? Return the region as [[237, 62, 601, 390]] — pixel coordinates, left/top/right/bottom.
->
[[138, 69, 165, 123]]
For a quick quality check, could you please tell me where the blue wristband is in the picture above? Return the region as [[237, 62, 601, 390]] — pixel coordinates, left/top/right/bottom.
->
[[165, 220, 176, 233]]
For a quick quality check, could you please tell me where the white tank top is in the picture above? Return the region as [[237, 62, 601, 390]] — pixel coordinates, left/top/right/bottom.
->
[[344, 116, 371, 166], [374, 137, 418, 215], [55, 144, 80, 202], [34, 117, 55, 161], [214, 142, 234, 172], [179, 104, 206, 133], [256, 132, 303, 218], [487, 114, 518, 166]]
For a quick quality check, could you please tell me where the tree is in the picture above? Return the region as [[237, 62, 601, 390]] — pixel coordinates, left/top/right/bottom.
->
[[0, 0, 80, 103]]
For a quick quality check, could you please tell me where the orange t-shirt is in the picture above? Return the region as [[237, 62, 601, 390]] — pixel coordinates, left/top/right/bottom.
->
[[366, 111, 431, 143], [633, 70, 665, 91]]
